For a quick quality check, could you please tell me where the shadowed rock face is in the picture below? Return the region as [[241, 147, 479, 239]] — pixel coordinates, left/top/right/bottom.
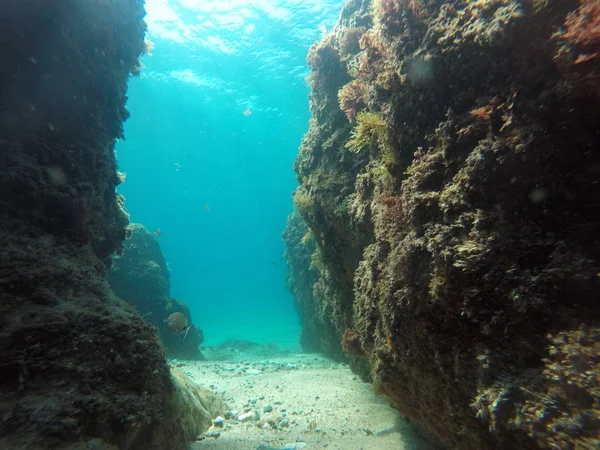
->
[[0, 1, 218, 448], [286, 0, 600, 449], [109, 224, 204, 360], [283, 211, 347, 359]]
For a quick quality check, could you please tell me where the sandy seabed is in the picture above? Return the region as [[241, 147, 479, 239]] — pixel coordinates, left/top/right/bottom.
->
[[177, 348, 433, 450]]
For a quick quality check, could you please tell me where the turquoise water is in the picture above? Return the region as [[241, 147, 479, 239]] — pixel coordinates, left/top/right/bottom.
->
[[115, 0, 343, 350]]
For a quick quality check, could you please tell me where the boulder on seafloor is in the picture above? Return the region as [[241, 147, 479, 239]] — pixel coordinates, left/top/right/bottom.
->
[[109, 223, 204, 360], [169, 368, 226, 444]]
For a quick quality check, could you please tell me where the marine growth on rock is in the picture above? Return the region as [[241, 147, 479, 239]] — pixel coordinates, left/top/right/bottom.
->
[[285, 0, 600, 448]]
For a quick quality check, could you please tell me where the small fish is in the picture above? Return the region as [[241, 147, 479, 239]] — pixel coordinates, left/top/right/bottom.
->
[[164, 312, 192, 340], [204, 205, 210, 212], [243, 108, 252, 116], [153, 228, 165, 236]]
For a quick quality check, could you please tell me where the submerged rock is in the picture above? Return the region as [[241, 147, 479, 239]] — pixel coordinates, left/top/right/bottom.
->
[[238, 411, 259, 422], [170, 368, 225, 441], [109, 223, 204, 360], [0, 0, 216, 449], [286, 0, 600, 449], [283, 212, 345, 358]]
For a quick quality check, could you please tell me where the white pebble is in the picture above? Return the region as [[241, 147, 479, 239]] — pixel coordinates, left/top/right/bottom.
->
[[238, 411, 257, 422]]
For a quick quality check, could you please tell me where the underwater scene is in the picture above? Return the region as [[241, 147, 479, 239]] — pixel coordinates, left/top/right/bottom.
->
[[0, 0, 599, 450], [114, 0, 340, 352]]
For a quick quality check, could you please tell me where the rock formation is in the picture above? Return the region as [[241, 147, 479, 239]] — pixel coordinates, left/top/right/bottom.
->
[[0, 1, 220, 448], [283, 211, 347, 359], [286, 0, 600, 448], [109, 224, 204, 360]]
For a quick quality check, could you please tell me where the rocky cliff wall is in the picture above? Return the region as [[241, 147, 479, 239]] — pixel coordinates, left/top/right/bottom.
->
[[286, 0, 600, 448], [0, 1, 220, 448]]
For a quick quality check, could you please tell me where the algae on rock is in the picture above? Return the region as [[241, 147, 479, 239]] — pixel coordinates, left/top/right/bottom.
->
[[285, 0, 600, 449], [0, 1, 219, 449]]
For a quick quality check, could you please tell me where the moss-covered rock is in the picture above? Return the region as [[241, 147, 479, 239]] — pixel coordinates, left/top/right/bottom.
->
[[286, 0, 600, 448], [0, 1, 218, 448]]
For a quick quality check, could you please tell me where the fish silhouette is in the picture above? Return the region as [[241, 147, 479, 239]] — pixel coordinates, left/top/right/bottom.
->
[[164, 312, 192, 340]]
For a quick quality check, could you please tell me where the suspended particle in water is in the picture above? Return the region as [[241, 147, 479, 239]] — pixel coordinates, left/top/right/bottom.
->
[[528, 187, 548, 204], [46, 166, 67, 186]]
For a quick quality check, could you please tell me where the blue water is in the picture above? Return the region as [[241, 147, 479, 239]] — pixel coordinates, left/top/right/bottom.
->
[[115, 0, 344, 350]]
